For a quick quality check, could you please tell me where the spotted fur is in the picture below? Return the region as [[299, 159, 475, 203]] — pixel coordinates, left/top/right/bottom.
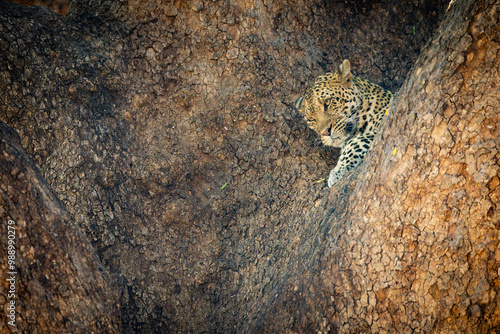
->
[[295, 59, 393, 187]]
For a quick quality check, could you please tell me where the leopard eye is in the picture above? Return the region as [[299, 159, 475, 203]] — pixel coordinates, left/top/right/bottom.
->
[[324, 98, 332, 112], [306, 117, 316, 123]]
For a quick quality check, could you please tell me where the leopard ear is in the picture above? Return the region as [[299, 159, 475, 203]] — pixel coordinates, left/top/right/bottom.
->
[[295, 96, 305, 113], [339, 59, 353, 83]]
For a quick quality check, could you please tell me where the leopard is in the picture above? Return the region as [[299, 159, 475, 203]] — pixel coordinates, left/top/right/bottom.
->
[[295, 59, 393, 188]]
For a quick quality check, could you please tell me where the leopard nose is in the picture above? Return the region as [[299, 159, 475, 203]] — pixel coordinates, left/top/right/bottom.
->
[[322, 125, 332, 136]]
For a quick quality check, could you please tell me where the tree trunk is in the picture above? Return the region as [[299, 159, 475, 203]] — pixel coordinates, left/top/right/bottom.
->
[[0, 123, 121, 332], [261, 0, 500, 332], [1, 0, 498, 333], [4, 0, 70, 15]]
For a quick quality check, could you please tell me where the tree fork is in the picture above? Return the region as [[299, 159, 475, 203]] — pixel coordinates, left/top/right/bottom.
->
[[1, 0, 498, 332]]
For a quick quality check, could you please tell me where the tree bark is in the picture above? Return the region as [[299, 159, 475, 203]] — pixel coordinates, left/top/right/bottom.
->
[[0, 123, 121, 332], [261, 0, 500, 332], [5, 0, 70, 15], [1, 0, 498, 332]]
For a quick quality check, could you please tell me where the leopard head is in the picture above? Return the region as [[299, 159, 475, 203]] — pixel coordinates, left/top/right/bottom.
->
[[295, 60, 361, 147]]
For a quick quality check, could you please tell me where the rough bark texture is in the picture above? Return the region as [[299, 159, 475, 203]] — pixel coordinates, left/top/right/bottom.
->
[[5, 0, 70, 15], [2, 0, 498, 333], [0, 122, 121, 333], [260, 0, 500, 332]]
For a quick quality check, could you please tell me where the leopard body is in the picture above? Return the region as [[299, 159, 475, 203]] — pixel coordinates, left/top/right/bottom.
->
[[295, 60, 393, 187]]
